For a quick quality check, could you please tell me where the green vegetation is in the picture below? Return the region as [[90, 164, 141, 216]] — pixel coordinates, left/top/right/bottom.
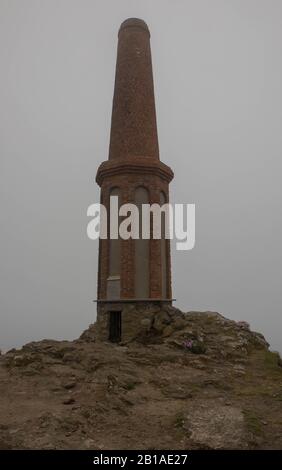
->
[[174, 412, 185, 429], [264, 350, 282, 370], [243, 409, 263, 436], [123, 381, 136, 391]]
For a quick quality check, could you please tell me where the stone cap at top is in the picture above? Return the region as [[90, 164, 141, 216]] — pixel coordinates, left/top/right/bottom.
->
[[119, 18, 150, 36]]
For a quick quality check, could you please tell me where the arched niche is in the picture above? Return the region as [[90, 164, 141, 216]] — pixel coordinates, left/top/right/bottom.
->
[[134, 186, 150, 298], [107, 187, 121, 299], [160, 191, 168, 298]]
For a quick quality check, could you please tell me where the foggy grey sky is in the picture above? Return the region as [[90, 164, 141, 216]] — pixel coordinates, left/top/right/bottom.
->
[[1, 0, 281, 353]]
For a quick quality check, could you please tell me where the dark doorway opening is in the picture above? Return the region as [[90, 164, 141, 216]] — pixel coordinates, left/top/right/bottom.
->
[[109, 311, 121, 342]]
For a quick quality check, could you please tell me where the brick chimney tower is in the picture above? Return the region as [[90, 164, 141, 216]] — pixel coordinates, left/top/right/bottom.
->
[[95, 18, 174, 342]]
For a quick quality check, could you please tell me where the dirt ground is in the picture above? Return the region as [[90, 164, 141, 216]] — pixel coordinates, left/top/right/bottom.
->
[[0, 310, 282, 449]]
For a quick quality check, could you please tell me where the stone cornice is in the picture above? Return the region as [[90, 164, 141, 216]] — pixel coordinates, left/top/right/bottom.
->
[[96, 156, 174, 186]]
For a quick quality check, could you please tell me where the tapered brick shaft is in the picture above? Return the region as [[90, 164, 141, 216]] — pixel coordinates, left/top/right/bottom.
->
[[109, 18, 159, 161]]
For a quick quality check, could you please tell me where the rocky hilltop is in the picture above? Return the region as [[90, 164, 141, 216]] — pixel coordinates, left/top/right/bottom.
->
[[1, 307, 282, 449]]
